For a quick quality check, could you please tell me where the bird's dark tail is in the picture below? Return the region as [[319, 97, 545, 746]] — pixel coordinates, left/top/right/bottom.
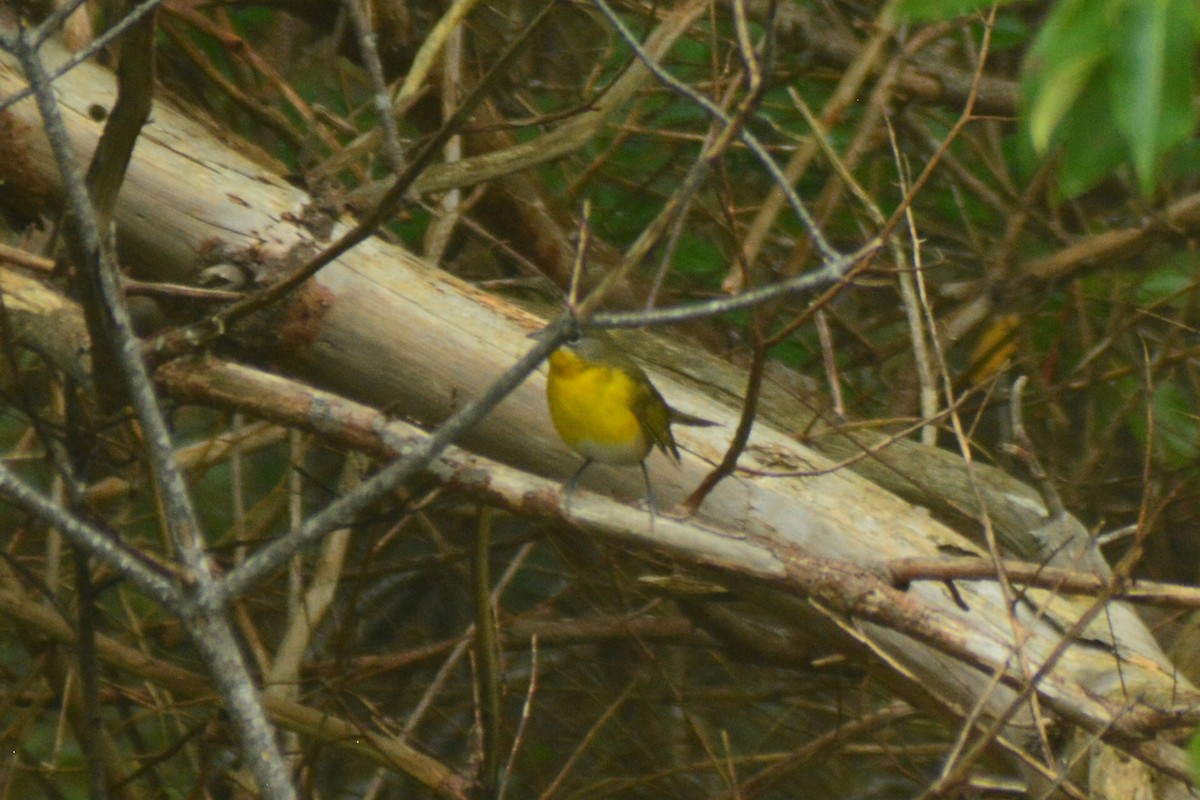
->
[[668, 408, 720, 427]]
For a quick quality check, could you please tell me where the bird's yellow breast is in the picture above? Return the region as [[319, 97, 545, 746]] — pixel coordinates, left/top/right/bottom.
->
[[546, 348, 652, 464]]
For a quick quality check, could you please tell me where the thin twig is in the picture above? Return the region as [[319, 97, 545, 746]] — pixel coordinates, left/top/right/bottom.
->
[[0, 462, 178, 603], [683, 335, 767, 512], [10, 20, 296, 800], [472, 506, 502, 794], [29, 0, 90, 46], [11, 19, 205, 580], [497, 634, 538, 800], [586, 238, 878, 330], [218, 317, 574, 601], [318, 0, 488, 177], [342, 0, 406, 172], [0, 0, 164, 110], [590, 0, 843, 266], [884, 117, 938, 446]]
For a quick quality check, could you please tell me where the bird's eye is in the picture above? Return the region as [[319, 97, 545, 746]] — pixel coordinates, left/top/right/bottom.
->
[[565, 328, 583, 346]]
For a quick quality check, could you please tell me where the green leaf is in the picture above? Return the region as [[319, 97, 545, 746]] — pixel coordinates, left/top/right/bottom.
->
[[1045, 69, 1129, 199], [1027, 52, 1105, 153], [1023, 0, 1200, 197], [1110, 0, 1198, 195], [1023, 0, 1111, 153], [1134, 255, 1200, 306], [1127, 380, 1200, 468]]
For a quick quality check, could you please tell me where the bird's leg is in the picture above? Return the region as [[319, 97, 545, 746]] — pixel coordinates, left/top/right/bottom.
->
[[641, 461, 657, 531], [563, 459, 592, 515]]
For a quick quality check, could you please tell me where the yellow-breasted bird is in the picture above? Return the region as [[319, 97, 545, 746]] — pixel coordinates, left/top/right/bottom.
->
[[544, 329, 716, 515]]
